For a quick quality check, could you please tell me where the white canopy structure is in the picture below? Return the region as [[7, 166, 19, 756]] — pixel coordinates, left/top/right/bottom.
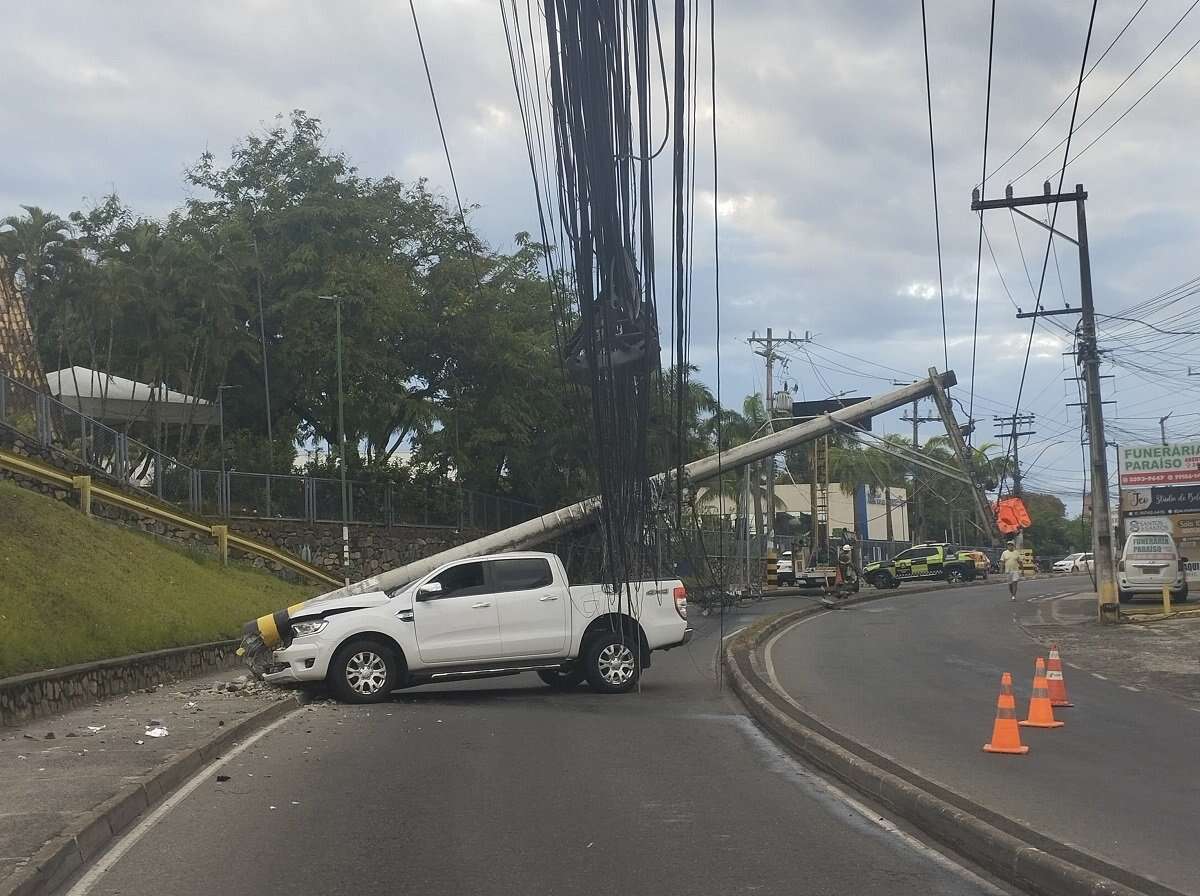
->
[[47, 366, 217, 426]]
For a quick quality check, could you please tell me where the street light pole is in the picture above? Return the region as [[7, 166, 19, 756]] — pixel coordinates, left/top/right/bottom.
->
[[216, 384, 240, 518], [1159, 412, 1172, 446], [320, 295, 351, 586]]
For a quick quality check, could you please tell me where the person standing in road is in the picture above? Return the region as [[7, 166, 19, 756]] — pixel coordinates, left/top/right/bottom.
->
[[1001, 540, 1021, 600]]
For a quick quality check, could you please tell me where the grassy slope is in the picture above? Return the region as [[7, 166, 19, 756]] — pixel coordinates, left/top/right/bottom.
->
[[0, 479, 315, 677]]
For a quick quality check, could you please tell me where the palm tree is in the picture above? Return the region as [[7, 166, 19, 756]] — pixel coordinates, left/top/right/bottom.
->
[[831, 439, 909, 549], [0, 206, 73, 299]]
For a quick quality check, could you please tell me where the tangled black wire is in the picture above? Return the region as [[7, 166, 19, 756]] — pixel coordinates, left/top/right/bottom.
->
[[535, 0, 691, 592]]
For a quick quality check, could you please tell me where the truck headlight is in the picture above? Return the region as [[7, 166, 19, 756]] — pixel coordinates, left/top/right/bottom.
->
[[290, 619, 328, 637]]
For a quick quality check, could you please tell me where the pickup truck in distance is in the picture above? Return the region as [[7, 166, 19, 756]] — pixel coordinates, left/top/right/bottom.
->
[[256, 552, 692, 703]]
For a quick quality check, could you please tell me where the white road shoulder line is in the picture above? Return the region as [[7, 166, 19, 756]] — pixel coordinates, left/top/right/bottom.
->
[[65, 708, 301, 896]]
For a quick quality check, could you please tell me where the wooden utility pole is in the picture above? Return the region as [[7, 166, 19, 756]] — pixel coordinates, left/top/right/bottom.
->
[[973, 182, 1119, 622]]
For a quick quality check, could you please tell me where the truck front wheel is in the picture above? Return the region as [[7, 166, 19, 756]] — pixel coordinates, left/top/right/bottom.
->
[[328, 639, 400, 704], [583, 633, 642, 694]]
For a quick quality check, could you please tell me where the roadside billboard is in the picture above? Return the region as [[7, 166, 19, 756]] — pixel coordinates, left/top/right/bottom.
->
[[1118, 442, 1200, 488], [1121, 485, 1200, 517]]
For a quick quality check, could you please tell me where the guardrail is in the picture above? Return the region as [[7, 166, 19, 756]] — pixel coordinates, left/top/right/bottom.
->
[[0, 369, 539, 532], [0, 448, 340, 587]]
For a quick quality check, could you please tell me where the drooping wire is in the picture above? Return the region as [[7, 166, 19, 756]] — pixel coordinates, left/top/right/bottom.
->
[[968, 0, 998, 442], [919, 0, 948, 373], [408, 0, 487, 295]]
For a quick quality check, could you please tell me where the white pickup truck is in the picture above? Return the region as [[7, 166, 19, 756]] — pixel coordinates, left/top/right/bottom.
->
[[253, 551, 692, 703]]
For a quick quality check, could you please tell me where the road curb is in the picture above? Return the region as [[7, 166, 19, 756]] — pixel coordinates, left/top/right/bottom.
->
[[723, 604, 1185, 896], [1, 691, 306, 896]]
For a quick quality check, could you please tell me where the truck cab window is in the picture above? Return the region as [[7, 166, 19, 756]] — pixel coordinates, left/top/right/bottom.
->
[[488, 558, 553, 592], [429, 562, 487, 598]]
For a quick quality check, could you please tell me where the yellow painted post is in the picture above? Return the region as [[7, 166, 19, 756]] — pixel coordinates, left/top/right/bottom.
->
[[212, 524, 229, 566], [766, 549, 778, 590], [1162, 584, 1172, 616], [72, 475, 92, 516]]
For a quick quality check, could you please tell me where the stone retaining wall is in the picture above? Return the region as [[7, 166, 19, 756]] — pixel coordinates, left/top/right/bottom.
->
[[0, 641, 240, 728]]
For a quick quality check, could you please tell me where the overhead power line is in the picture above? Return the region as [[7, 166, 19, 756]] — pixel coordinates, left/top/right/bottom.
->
[[968, 0, 998, 442], [1057, 32, 1200, 176], [1001, 0, 1099, 494], [1011, 0, 1200, 185], [919, 0, 949, 373], [981, 0, 1149, 187]]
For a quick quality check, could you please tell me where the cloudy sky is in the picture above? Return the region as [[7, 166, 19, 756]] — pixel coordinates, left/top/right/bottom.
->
[[5, 0, 1200, 512]]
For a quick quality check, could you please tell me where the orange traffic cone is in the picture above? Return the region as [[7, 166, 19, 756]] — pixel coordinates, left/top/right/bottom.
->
[[1046, 644, 1073, 707], [983, 672, 1029, 754], [1020, 657, 1064, 728]]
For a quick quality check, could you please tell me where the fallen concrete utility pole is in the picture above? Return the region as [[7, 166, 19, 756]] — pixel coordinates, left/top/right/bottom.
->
[[318, 370, 958, 599]]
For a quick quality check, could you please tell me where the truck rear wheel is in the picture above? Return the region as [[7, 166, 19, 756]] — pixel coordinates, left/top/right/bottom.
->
[[583, 633, 641, 694]]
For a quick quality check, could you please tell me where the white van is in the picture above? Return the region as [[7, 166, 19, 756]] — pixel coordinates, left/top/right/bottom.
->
[[1118, 533, 1188, 603]]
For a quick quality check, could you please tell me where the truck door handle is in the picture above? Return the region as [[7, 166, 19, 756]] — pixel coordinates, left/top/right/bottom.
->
[[472, 602, 491, 609], [539, 595, 559, 601]]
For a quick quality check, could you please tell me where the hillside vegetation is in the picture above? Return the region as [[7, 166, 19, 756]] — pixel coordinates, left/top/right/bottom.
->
[[0, 480, 315, 677]]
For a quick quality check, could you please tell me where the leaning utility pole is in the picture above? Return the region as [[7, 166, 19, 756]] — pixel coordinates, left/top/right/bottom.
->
[[747, 328, 811, 548], [926, 367, 1002, 549], [973, 182, 1119, 622]]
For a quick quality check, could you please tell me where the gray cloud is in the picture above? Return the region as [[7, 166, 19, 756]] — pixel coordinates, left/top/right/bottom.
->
[[3, 0, 1199, 508]]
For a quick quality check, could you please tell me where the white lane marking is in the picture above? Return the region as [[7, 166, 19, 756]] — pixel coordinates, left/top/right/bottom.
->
[[65, 709, 301, 896], [1091, 673, 1108, 680], [1121, 685, 1141, 693], [763, 612, 829, 699], [722, 626, 747, 641], [732, 715, 1008, 895]]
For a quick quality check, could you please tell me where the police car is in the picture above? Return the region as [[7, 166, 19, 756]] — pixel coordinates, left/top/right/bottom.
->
[[863, 543, 979, 590]]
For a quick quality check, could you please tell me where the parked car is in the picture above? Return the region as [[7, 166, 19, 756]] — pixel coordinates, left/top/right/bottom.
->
[[1053, 552, 1093, 574], [250, 551, 692, 702], [863, 543, 979, 589], [1118, 534, 1188, 603]]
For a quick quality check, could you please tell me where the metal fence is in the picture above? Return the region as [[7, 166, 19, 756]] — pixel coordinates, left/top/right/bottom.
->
[[0, 370, 539, 531]]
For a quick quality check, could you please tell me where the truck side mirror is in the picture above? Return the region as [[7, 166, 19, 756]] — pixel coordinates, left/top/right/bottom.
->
[[416, 581, 444, 600]]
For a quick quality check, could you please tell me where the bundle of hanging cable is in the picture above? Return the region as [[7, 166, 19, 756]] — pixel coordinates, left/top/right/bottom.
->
[[535, 0, 691, 593]]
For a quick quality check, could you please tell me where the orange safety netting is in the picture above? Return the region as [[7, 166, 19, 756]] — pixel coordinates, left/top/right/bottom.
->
[[994, 497, 1032, 534]]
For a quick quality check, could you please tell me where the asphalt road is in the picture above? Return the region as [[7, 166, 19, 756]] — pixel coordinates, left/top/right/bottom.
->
[[768, 576, 1200, 895], [62, 596, 1012, 896]]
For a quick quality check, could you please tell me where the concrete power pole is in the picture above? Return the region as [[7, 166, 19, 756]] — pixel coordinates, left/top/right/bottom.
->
[[747, 328, 811, 548], [973, 182, 1119, 623], [897, 382, 939, 545]]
